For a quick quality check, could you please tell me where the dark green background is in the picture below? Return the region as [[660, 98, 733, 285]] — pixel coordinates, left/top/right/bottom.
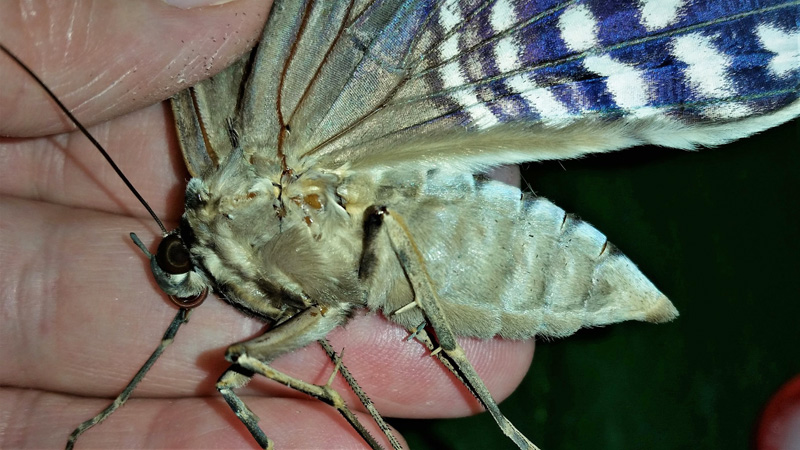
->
[[393, 117, 800, 449]]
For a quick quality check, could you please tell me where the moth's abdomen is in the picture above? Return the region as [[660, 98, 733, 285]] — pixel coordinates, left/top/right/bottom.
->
[[499, 197, 677, 338], [372, 171, 677, 340]]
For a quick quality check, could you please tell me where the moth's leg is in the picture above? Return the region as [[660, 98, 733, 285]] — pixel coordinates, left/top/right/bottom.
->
[[66, 309, 190, 450], [379, 207, 539, 450], [216, 365, 272, 449], [406, 325, 535, 449], [217, 304, 386, 450], [319, 339, 403, 450], [406, 325, 465, 387]]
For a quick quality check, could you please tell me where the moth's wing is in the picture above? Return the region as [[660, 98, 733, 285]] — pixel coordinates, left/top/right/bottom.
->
[[172, 56, 250, 177], [254, 0, 799, 174], [174, 1, 394, 175], [235, 0, 409, 174]]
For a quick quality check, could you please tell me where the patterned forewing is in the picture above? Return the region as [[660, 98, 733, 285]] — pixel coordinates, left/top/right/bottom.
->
[[268, 0, 799, 172]]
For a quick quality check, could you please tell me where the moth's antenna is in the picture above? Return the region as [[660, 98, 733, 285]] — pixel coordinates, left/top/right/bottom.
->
[[0, 44, 167, 234]]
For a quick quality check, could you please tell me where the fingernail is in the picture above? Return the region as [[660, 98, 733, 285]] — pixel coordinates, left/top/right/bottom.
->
[[163, 0, 237, 9]]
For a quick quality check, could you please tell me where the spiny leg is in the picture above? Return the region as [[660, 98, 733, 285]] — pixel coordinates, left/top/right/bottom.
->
[[380, 207, 539, 450], [66, 309, 191, 450], [216, 365, 273, 449], [216, 305, 386, 449], [411, 325, 540, 450], [405, 322, 488, 404], [318, 339, 402, 450], [221, 353, 384, 449], [405, 325, 466, 389]]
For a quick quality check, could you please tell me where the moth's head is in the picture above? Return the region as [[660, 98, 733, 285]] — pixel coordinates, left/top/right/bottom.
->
[[137, 163, 274, 310], [156, 168, 282, 306]]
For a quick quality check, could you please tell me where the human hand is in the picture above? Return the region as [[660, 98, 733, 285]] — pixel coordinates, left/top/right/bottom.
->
[[0, 1, 534, 448]]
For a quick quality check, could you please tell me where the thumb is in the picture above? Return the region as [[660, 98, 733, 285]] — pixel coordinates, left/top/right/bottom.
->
[[0, 0, 271, 137]]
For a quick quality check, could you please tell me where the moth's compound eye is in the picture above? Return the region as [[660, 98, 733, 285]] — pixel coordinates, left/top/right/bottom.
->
[[156, 234, 193, 275]]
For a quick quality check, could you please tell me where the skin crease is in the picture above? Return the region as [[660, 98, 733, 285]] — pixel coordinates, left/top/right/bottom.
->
[[0, 1, 534, 449]]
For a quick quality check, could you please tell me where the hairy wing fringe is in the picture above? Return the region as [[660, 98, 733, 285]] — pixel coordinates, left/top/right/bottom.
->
[[340, 99, 800, 173]]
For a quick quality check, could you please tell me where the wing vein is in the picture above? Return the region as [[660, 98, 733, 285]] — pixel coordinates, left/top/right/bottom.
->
[[285, 0, 358, 129], [277, 0, 318, 172]]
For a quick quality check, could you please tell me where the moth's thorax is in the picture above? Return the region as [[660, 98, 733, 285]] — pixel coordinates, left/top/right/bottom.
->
[[179, 161, 364, 322]]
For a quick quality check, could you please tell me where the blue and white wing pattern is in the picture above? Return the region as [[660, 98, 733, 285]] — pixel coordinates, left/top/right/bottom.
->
[[175, 0, 798, 175], [246, 0, 799, 173], [411, 0, 799, 127]]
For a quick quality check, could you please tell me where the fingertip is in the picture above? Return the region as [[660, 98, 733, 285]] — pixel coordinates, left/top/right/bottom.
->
[[0, 0, 271, 136]]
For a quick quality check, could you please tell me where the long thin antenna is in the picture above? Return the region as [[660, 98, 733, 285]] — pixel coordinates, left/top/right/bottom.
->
[[0, 44, 167, 234]]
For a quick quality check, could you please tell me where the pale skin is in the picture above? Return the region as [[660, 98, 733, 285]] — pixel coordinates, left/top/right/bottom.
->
[[0, 1, 534, 448]]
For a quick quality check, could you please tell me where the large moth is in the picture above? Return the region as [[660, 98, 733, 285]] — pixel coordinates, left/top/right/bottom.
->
[[1, 1, 799, 449]]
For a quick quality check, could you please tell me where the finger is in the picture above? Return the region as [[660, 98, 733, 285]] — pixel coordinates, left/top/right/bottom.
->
[[0, 196, 533, 418], [0, 0, 270, 137], [0, 102, 186, 220], [0, 388, 407, 449]]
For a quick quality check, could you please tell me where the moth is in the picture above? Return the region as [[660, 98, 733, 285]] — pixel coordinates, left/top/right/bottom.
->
[[1, 0, 798, 449]]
